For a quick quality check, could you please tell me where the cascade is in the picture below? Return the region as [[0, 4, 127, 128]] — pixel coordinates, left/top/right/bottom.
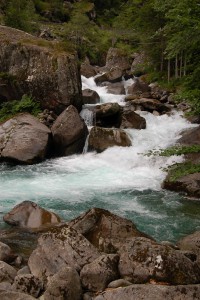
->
[[0, 75, 199, 242], [80, 105, 95, 127]]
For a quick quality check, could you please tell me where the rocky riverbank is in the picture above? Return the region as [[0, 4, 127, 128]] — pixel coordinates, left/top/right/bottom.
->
[[0, 202, 200, 300]]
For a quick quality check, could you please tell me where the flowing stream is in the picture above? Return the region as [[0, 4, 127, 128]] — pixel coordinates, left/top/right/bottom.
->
[[0, 76, 200, 243]]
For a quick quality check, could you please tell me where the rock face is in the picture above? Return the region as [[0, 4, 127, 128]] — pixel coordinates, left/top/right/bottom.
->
[[0, 113, 51, 164], [0, 26, 82, 113], [91, 284, 200, 300], [28, 225, 100, 282], [51, 105, 88, 156], [88, 127, 132, 152], [82, 89, 100, 104], [68, 208, 151, 253], [3, 201, 60, 229]]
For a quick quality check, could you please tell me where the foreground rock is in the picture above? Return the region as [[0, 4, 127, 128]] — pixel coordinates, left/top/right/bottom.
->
[[105, 48, 131, 72], [28, 225, 100, 283], [90, 284, 200, 300], [0, 26, 82, 113], [0, 289, 37, 300], [51, 105, 88, 156], [68, 208, 151, 253], [3, 201, 60, 229], [0, 113, 51, 164], [88, 127, 132, 152]]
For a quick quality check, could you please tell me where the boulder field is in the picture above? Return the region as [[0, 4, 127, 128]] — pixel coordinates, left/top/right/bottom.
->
[[0, 203, 200, 299]]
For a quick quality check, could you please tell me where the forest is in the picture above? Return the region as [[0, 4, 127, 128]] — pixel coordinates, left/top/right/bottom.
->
[[0, 0, 200, 115]]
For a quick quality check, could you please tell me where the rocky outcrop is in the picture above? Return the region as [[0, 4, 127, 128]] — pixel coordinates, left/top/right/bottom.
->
[[0, 26, 82, 113], [3, 201, 60, 229], [68, 208, 151, 253], [82, 89, 100, 104], [0, 113, 51, 164], [88, 127, 132, 152], [51, 105, 88, 156]]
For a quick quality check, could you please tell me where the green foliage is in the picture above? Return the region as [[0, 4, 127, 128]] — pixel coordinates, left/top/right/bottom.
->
[[167, 162, 200, 182], [4, 0, 38, 33], [146, 145, 200, 157], [33, 0, 70, 22], [0, 95, 41, 123], [175, 89, 200, 115]]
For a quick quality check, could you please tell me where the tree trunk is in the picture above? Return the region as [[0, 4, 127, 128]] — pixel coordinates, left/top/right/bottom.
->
[[168, 59, 170, 83], [175, 54, 178, 78]]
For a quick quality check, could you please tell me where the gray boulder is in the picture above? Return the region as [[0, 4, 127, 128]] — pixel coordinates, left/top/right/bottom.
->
[[118, 237, 200, 284], [12, 274, 43, 298], [3, 201, 60, 229], [51, 105, 88, 156], [127, 78, 151, 97], [91, 284, 200, 300], [28, 225, 100, 282], [0, 289, 36, 300], [88, 127, 131, 152], [106, 82, 125, 95], [0, 113, 51, 164], [80, 254, 119, 292], [43, 267, 82, 300], [0, 26, 82, 113], [82, 89, 100, 104]]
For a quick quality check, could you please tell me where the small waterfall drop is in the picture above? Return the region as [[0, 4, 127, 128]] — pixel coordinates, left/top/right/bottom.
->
[[80, 105, 95, 127]]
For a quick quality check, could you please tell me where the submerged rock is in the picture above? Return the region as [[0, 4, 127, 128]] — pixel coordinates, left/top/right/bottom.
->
[[0, 113, 51, 164], [51, 105, 88, 156], [88, 127, 131, 152], [3, 201, 60, 229], [0, 26, 82, 113]]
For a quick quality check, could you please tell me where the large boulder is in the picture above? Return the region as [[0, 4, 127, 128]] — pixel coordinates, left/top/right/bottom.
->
[[178, 126, 200, 145], [127, 78, 151, 97], [68, 208, 151, 253], [0, 289, 37, 300], [3, 201, 61, 229], [95, 68, 123, 85], [51, 105, 88, 156], [28, 225, 100, 283], [88, 127, 132, 152], [0, 242, 16, 263], [106, 82, 125, 95], [0, 26, 82, 113], [82, 89, 100, 105], [42, 267, 82, 300], [0, 113, 51, 164], [81, 58, 98, 78], [128, 98, 170, 114], [91, 284, 200, 300], [118, 237, 200, 284]]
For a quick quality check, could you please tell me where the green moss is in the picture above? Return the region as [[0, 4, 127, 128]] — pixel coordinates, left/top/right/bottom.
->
[[0, 94, 42, 123], [166, 162, 200, 182]]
